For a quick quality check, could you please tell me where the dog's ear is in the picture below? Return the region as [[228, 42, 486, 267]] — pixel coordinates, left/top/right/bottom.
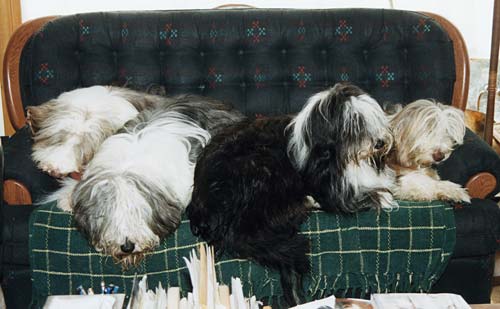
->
[[147, 186, 182, 237], [26, 100, 58, 135], [302, 144, 357, 213], [145, 84, 167, 96], [26, 105, 43, 135], [382, 102, 403, 116]]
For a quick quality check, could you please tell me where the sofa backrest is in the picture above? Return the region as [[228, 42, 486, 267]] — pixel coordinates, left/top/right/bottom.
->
[[11, 9, 465, 127]]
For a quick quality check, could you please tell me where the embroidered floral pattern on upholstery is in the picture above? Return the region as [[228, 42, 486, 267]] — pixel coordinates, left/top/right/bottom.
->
[[297, 20, 306, 41], [339, 67, 350, 82], [413, 19, 431, 40], [293, 66, 312, 88], [209, 23, 225, 44], [382, 23, 390, 41], [79, 19, 90, 42], [246, 20, 267, 43], [121, 23, 129, 43], [254, 67, 267, 88], [335, 19, 352, 42], [208, 67, 223, 89], [160, 23, 178, 46], [119, 68, 132, 84], [36, 63, 54, 85], [376, 65, 395, 88], [417, 65, 430, 81]]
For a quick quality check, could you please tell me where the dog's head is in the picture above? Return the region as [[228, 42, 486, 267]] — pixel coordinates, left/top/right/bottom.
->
[[28, 101, 116, 178], [287, 82, 393, 212], [390, 99, 465, 168], [72, 172, 183, 266], [27, 86, 143, 178]]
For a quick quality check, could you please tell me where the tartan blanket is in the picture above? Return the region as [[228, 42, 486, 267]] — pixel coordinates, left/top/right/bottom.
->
[[30, 200, 455, 308]]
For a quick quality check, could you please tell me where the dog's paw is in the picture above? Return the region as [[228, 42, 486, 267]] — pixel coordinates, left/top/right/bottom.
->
[[56, 196, 73, 212], [378, 191, 399, 211], [32, 145, 81, 178], [438, 181, 471, 203], [304, 195, 321, 209], [38, 162, 70, 178]]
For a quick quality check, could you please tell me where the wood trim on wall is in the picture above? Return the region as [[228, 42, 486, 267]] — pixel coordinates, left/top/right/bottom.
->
[[0, 0, 22, 136]]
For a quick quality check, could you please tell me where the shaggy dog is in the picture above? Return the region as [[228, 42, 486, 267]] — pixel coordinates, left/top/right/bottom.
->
[[27, 85, 173, 178], [387, 100, 470, 202], [40, 92, 243, 265], [187, 83, 396, 305]]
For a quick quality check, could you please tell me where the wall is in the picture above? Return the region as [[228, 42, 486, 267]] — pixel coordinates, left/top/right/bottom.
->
[[20, 0, 494, 59]]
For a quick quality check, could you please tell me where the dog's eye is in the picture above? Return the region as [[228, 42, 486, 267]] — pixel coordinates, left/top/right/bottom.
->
[[374, 139, 385, 150]]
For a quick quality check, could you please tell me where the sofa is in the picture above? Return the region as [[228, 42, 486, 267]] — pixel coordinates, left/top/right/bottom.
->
[[1, 8, 500, 308]]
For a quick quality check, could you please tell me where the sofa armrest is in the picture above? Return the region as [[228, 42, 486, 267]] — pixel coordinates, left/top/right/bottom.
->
[[2, 126, 59, 204], [453, 198, 500, 257], [437, 128, 500, 199]]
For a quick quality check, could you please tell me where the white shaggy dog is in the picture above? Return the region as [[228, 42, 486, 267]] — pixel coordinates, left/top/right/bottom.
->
[[32, 88, 243, 265], [69, 108, 209, 265], [388, 99, 470, 203], [27, 86, 168, 178]]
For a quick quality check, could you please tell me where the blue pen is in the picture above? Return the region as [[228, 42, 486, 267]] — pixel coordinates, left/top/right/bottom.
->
[[76, 285, 86, 295]]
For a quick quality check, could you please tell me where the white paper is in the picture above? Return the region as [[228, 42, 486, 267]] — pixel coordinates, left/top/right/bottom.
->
[[44, 294, 124, 309], [371, 293, 471, 309], [289, 295, 336, 309]]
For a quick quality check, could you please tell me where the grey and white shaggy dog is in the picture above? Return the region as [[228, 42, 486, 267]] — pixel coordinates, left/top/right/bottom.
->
[[387, 99, 470, 203], [187, 83, 396, 306], [27, 86, 170, 178], [33, 87, 243, 265]]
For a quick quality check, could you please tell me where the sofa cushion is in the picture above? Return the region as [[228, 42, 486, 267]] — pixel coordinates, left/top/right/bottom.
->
[[2, 127, 60, 202], [20, 9, 456, 116]]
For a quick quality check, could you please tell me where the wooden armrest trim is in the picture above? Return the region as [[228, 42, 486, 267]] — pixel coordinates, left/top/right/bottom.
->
[[465, 172, 497, 199], [3, 179, 32, 205], [421, 12, 469, 111], [3, 16, 57, 131]]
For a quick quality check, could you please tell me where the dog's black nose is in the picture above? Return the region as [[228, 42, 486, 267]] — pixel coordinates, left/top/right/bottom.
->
[[120, 239, 135, 253], [432, 151, 445, 162]]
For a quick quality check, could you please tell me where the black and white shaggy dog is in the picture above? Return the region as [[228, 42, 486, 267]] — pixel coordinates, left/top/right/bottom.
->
[[44, 94, 243, 266], [187, 83, 396, 305]]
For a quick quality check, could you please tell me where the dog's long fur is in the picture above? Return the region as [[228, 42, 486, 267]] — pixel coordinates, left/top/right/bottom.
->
[[187, 83, 396, 306], [388, 99, 470, 202], [41, 92, 243, 265], [27, 86, 174, 178]]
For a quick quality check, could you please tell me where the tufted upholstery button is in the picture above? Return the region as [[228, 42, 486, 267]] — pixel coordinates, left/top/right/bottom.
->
[[240, 82, 246, 87], [362, 49, 369, 61], [200, 51, 205, 57], [238, 50, 244, 55], [321, 49, 327, 55], [281, 49, 287, 54]]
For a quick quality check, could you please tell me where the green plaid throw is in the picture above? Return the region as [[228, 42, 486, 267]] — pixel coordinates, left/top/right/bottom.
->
[[30, 200, 455, 308]]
